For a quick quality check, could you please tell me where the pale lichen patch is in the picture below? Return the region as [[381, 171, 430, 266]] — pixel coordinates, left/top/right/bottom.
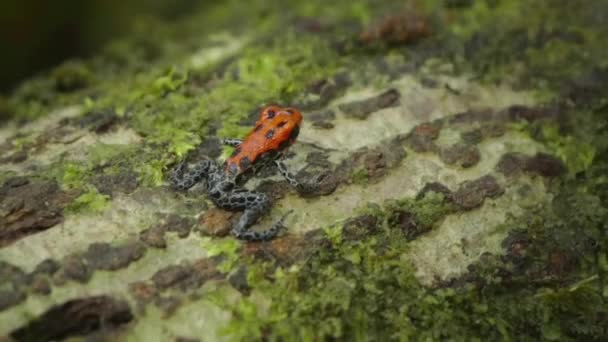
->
[[299, 72, 536, 152], [406, 176, 551, 286]]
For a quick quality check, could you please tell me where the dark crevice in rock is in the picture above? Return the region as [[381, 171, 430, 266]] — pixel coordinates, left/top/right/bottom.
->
[[338, 88, 401, 120], [10, 296, 133, 341]]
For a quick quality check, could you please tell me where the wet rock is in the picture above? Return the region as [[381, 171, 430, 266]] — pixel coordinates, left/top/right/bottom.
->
[[460, 129, 484, 145], [141, 214, 195, 248], [140, 224, 168, 248], [62, 109, 119, 133], [33, 259, 60, 276], [404, 122, 441, 153], [294, 16, 331, 33], [338, 138, 407, 184], [338, 88, 401, 120], [445, 0, 474, 8], [82, 242, 146, 271], [497, 152, 566, 177], [496, 152, 526, 176], [416, 182, 453, 201], [360, 11, 431, 45], [151, 259, 220, 293], [305, 151, 333, 169], [165, 214, 195, 238], [243, 230, 328, 266], [0, 150, 28, 164], [564, 67, 608, 106], [175, 338, 200, 342], [10, 296, 133, 341], [0, 178, 77, 247], [389, 210, 429, 240], [155, 296, 182, 316], [480, 123, 506, 138], [30, 275, 52, 295], [129, 281, 157, 302], [92, 170, 139, 196], [0, 290, 26, 311], [449, 109, 494, 125], [61, 255, 92, 283], [228, 266, 250, 295], [504, 105, 554, 122], [342, 215, 380, 241], [308, 109, 336, 129], [295, 170, 339, 197], [302, 73, 351, 110], [524, 153, 566, 177], [420, 77, 439, 88], [452, 175, 504, 210], [255, 180, 292, 201], [439, 143, 481, 168], [152, 265, 191, 291], [198, 208, 235, 237], [502, 232, 530, 260], [0, 261, 27, 288]]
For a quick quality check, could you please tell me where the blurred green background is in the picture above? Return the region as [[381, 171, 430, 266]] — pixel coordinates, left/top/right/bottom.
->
[[0, 0, 203, 93]]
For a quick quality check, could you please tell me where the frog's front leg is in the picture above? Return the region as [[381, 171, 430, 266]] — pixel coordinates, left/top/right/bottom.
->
[[221, 138, 243, 147], [214, 188, 289, 241], [275, 159, 301, 189]]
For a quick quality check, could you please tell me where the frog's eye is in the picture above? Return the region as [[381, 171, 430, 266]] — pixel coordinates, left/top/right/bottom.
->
[[266, 109, 276, 118], [277, 120, 288, 128]]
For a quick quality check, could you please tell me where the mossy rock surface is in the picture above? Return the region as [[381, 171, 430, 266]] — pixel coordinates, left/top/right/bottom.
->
[[1, 0, 608, 341]]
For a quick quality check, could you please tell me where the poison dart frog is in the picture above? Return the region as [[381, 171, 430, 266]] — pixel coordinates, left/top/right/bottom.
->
[[169, 105, 313, 241]]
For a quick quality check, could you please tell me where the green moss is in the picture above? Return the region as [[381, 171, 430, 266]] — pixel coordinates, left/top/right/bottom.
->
[[48, 161, 89, 190], [350, 168, 369, 185], [540, 122, 596, 175], [202, 237, 241, 273], [64, 186, 110, 213]]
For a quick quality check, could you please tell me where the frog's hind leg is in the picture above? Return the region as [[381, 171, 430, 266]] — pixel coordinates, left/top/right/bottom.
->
[[217, 190, 290, 241], [168, 159, 216, 191]]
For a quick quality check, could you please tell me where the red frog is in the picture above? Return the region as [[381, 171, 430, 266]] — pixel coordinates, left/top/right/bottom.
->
[[169, 105, 310, 241]]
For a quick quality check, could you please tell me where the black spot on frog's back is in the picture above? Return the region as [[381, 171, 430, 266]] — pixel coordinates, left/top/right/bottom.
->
[[265, 129, 275, 139]]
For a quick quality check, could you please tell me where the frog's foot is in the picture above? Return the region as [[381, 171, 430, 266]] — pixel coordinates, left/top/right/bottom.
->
[[216, 190, 289, 241], [232, 209, 293, 241], [168, 159, 214, 191]]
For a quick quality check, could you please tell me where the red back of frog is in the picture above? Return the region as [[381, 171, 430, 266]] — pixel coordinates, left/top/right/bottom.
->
[[225, 106, 302, 175]]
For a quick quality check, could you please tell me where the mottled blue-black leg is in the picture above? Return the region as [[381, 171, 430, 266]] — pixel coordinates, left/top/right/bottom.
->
[[221, 138, 243, 147], [214, 190, 290, 241], [275, 160, 302, 189], [168, 159, 214, 191]]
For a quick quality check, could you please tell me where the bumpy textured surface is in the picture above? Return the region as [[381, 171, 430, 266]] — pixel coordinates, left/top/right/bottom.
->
[[1, 1, 608, 341]]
